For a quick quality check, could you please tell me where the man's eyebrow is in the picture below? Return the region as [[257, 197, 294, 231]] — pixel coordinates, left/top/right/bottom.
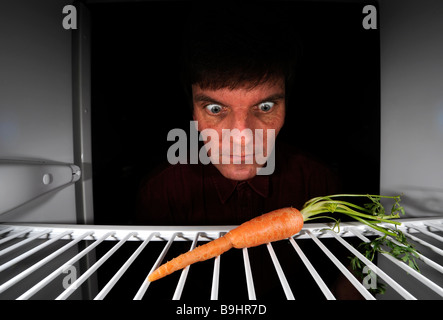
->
[[257, 93, 286, 103], [193, 92, 285, 106], [193, 93, 225, 105]]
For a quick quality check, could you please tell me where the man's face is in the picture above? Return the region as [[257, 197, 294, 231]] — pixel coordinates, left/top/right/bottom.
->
[[192, 78, 285, 181]]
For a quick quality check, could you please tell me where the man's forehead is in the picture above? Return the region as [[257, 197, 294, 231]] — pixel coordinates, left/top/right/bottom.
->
[[192, 78, 285, 102]]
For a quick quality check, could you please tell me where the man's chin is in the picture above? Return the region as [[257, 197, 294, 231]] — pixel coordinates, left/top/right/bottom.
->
[[213, 163, 258, 181]]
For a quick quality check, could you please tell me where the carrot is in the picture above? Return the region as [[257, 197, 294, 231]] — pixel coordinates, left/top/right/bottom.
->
[[148, 194, 417, 284], [148, 207, 303, 282]]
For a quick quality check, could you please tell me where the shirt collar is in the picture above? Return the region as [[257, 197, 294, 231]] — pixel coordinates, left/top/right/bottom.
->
[[206, 163, 270, 204]]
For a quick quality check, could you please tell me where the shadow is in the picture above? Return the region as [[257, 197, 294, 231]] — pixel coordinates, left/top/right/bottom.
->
[[382, 186, 443, 218]]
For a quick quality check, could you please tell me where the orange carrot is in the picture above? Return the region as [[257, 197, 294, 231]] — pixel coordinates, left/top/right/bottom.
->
[[147, 194, 410, 282], [148, 207, 303, 282]]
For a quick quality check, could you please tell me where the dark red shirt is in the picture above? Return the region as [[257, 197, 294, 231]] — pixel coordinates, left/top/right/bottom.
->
[[136, 141, 340, 225]]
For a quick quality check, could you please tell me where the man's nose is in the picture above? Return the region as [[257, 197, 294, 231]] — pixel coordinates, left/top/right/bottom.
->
[[229, 112, 255, 147], [231, 110, 255, 132]]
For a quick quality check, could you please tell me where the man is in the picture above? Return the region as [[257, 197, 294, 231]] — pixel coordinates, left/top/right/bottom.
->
[[135, 3, 355, 299], [136, 3, 340, 226]]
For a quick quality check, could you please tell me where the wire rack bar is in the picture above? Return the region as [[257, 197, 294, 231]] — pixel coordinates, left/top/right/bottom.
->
[[288, 237, 336, 300], [242, 247, 256, 300], [425, 222, 443, 233], [0, 231, 93, 295], [409, 225, 443, 243], [0, 230, 72, 272], [16, 231, 116, 300], [134, 232, 180, 300], [0, 228, 32, 246], [326, 230, 416, 300], [210, 232, 223, 300], [0, 229, 52, 257], [404, 231, 443, 257], [94, 232, 159, 300], [2, 217, 441, 241], [172, 232, 201, 300], [56, 232, 137, 300], [266, 242, 295, 300], [416, 251, 443, 274], [351, 229, 443, 298], [306, 230, 376, 300], [0, 227, 14, 237], [371, 229, 443, 274]]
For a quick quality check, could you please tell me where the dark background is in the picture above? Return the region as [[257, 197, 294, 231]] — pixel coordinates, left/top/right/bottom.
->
[[87, 1, 380, 225]]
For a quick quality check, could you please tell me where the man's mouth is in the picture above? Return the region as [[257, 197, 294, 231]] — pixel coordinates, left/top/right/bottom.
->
[[222, 154, 255, 164]]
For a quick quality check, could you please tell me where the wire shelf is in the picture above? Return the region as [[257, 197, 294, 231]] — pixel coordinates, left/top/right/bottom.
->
[[0, 217, 442, 300]]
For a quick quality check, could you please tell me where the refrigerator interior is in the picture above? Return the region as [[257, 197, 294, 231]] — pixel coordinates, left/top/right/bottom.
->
[[0, 0, 443, 302]]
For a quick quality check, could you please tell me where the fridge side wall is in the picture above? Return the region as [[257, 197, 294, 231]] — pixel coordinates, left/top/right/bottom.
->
[[378, 0, 443, 299], [0, 0, 77, 223], [379, 0, 443, 217]]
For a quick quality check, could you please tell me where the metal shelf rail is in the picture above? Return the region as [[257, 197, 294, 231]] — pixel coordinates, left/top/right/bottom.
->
[[0, 217, 442, 300]]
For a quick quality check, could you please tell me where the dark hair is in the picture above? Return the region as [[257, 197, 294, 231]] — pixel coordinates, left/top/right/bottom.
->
[[180, 2, 300, 109]]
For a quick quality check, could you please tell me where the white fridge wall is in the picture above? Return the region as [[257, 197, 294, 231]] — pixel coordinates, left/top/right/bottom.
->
[[378, 0, 443, 300], [0, 0, 77, 223], [379, 0, 443, 218]]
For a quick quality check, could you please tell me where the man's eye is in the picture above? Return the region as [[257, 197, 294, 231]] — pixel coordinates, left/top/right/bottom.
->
[[205, 104, 223, 114], [258, 101, 275, 112]]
